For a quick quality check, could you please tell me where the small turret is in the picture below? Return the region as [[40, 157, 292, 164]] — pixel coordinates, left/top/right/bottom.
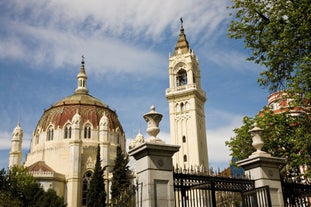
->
[[75, 56, 88, 94], [9, 122, 23, 168]]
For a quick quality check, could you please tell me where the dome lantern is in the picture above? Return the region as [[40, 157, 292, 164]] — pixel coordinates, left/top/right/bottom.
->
[[75, 55, 88, 94]]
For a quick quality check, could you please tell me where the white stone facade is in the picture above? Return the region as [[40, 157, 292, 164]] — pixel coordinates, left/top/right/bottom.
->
[[10, 59, 126, 207], [166, 24, 209, 171]]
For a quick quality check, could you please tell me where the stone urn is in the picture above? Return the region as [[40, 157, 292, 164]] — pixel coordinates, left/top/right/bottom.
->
[[249, 123, 264, 153], [143, 105, 164, 143]]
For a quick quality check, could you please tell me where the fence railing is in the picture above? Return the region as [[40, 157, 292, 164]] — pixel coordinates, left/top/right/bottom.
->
[[282, 182, 311, 207], [242, 186, 272, 207], [173, 172, 257, 207]]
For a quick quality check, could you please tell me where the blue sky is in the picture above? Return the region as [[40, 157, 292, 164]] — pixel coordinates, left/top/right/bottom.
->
[[0, 0, 269, 170]]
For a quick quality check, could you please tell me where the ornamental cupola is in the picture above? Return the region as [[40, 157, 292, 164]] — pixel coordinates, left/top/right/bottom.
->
[[75, 56, 88, 94]]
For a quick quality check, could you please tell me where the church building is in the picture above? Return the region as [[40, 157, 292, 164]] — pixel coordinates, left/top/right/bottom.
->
[[9, 57, 126, 207], [9, 22, 210, 206]]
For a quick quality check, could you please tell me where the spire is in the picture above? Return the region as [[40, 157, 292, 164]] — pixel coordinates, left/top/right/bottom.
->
[[174, 17, 190, 55], [75, 55, 88, 94]]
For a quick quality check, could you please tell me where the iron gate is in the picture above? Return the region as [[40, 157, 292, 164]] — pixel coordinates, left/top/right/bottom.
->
[[174, 172, 272, 207]]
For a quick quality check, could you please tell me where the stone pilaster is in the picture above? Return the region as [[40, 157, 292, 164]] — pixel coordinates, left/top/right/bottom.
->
[[67, 139, 82, 207]]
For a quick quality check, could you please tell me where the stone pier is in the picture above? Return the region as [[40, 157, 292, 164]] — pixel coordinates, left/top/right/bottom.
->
[[128, 106, 179, 207], [237, 124, 285, 207]]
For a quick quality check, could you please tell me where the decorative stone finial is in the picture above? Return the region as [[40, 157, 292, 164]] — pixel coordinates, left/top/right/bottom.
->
[[143, 105, 165, 143], [249, 123, 270, 157], [129, 130, 145, 150], [72, 109, 81, 125]]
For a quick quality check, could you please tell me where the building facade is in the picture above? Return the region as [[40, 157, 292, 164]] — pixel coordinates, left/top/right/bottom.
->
[[166, 22, 209, 171], [9, 22, 211, 206], [9, 58, 126, 207]]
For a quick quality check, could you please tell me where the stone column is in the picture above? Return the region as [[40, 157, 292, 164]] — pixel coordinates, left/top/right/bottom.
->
[[237, 124, 285, 207], [128, 106, 180, 207]]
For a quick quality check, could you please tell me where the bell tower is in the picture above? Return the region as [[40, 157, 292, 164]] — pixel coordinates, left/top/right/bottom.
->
[[166, 20, 209, 171]]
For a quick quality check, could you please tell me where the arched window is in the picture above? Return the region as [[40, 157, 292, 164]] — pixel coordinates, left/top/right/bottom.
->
[[47, 126, 54, 141], [183, 155, 187, 162], [82, 171, 93, 206], [64, 124, 72, 139], [180, 102, 184, 111], [176, 69, 187, 86], [84, 124, 91, 139], [185, 102, 190, 111], [175, 103, 180, 112], [182, 136, 186, 143], [79, 79, 85, 88]]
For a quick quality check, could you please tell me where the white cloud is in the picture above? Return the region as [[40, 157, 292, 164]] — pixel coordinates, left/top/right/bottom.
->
[[206, 111, 243, 164], [207, 49, 263, 73], [0, 0, 230, 74], [0, 131, 31, 150], [1, 21, 166, 76], [0, 131, 11, 150]]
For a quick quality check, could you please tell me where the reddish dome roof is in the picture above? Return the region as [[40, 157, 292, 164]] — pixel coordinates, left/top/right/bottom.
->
[[35, 93, 123, 133], [34, 59, 124, 134]]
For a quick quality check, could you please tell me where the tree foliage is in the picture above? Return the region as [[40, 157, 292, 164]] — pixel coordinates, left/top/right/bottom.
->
[[110, 146, 131, 204], [87, 145, 106, 207], [226, 109, 311, 183], [0, 166, 66, 207], [228, 0, 311, 102]]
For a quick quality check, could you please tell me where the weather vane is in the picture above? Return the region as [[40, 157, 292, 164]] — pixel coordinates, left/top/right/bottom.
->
[[180, 17, 183, 26], [81, 55, 85, 64]]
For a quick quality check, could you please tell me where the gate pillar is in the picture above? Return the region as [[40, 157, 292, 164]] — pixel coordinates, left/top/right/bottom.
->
[[129, 106, 180, 207], [129, 142, 179, 207], [237, 124, 285, 207]]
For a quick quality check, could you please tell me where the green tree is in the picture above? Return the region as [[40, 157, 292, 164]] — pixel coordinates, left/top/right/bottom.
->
[[228, 0, 311, 102], [110, 146, 131, 204], [0, 167, 66, 207], [87, 145, 106, 207], [34, 188, 66, 207], [226, 109, 311, 182]]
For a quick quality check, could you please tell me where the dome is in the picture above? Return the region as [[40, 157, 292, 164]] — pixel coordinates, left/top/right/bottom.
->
[[25, 58, 126, 180], [35, 93, 123, 133], [34, 60, 124, 134]]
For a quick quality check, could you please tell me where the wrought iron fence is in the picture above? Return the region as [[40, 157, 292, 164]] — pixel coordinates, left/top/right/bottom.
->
[[242, 186, 272, 207], [173, 171, 259, 207], [282, 182, 311, 207]]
